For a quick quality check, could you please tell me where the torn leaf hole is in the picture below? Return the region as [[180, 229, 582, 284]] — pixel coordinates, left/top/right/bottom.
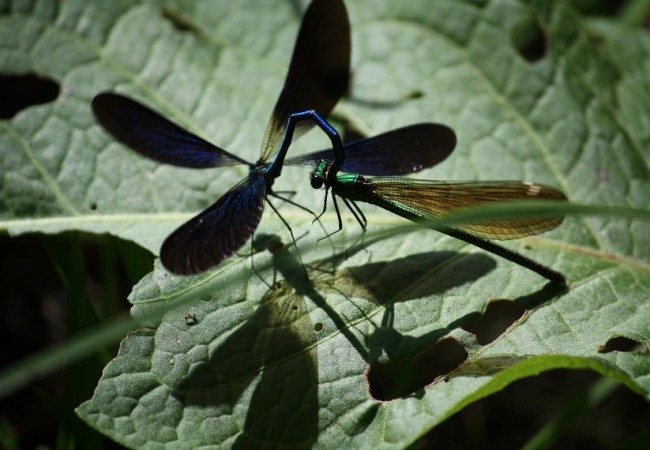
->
[[0, 73, 60, 119], [598, 336, 643, 353], [462, 299, 526, 345], [511, 14, 547, 63], [367, 337, 467, 401]]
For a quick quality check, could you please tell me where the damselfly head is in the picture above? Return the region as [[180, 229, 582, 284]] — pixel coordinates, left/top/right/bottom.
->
[[310, 159, 330, 189]]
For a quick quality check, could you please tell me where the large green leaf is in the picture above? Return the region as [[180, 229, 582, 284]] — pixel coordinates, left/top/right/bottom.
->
[[1, 0, 649, 448]]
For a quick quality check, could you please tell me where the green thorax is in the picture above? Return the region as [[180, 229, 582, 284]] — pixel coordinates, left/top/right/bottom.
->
[[334, 173, 369, 200], [336, 173, 361, 184]]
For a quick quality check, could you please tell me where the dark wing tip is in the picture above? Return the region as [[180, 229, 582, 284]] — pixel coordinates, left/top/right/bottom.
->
[[436, 123, 457, 152], [91, 92, 144, 134], [159, 176, 267, 275], [91, 92, 119, 121], [91, 91, 135, 114], [413, 122, 457, 153], [160, 221, 235, 275], [410, 122, 457, 168], [160, 232, 218, 275]]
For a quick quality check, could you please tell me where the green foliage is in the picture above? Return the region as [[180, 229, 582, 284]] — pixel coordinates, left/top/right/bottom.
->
[[1, 0, 649, 448]]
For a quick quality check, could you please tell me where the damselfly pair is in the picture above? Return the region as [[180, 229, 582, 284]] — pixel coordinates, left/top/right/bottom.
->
[[92, 0, 566, 283]]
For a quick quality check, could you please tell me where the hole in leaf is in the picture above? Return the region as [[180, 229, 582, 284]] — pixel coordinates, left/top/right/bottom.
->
[[160, 8, 204, 36], [462, 299, 527, 345], [314, 322, 323, 332], [511, 14, 547, 63], [89, 202, 98, 211], [184, 313, 198, 326], [598, 336, 643, 353], [367, 337, 467, 401], [0, 73, 60, 119]]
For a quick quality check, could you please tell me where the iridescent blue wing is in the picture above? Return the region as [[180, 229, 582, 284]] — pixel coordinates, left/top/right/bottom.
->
[[92, 92, 250, 168], [259, 0, 350, 162], [160, 174, 266, 274], [285, 123, 457, 175]]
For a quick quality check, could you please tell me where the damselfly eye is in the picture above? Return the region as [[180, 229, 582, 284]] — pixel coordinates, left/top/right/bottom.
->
[[311, 175, 324, 189]]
